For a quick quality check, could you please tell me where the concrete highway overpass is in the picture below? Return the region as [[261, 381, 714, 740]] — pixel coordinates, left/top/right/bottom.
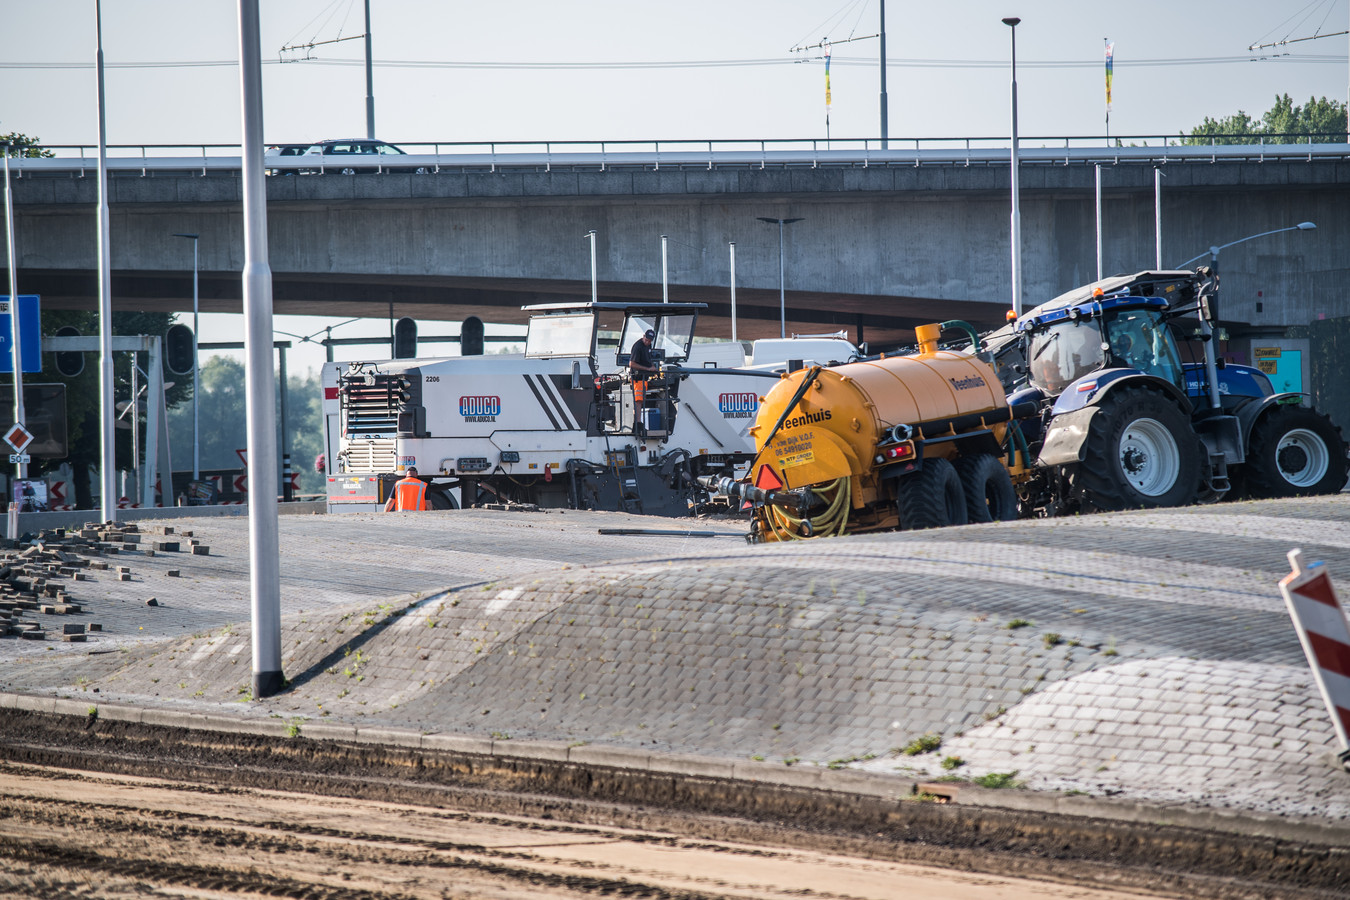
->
[[4, 143, 1349, 353]]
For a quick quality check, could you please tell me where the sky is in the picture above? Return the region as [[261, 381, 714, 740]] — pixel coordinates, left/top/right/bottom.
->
[[2, 0, 1347, 376]]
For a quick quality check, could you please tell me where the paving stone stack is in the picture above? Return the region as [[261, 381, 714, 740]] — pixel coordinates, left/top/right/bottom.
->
[[0, 521, 189, 641]]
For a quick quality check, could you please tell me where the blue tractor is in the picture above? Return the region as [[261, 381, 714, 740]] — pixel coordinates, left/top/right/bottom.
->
[[992, 269, 1347, 515]]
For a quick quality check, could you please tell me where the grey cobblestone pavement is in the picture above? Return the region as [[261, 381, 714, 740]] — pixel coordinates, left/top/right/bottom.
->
[[2, 498, 1348, 823]]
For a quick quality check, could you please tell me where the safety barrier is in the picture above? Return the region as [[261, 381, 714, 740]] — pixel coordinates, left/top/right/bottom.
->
[[1279, 549, 1350, 771]]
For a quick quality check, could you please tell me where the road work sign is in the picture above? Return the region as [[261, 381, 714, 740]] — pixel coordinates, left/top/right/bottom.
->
[[1279, 548, 1350, 767]]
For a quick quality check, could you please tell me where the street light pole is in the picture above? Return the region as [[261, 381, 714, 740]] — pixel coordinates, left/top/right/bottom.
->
[[756, 217, 804, 339], [878, 0, 889, 149], [1174, 222, 1317, 271], [3, 152, 26, 483], [173, 233, 199, 480], [586, 230, 598, 303], [661, 234, 669, 303], [96, 0, 116, 523], [1003, 17, 1023, 316], [363, 0, 375, 139]]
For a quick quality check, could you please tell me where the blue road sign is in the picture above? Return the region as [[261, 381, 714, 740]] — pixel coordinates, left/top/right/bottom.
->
[[0, 295, 41, 374]]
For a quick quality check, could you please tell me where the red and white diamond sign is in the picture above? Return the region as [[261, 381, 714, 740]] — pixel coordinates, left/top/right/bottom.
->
[[3, 423, 33, 454]]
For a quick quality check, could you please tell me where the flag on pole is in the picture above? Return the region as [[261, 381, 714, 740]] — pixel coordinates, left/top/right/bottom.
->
[[1104, 40, 1114, 113], [824, 43, 832, 111]]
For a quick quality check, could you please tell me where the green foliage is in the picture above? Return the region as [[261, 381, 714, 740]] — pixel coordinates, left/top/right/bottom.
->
[[940, 755, 965, 770], [0, 130, 54, 158], [901, 732, 942, 756], [974, 771, 1022, 789], [1183, 93, 1347, 145], [165, 356, 325, 495]]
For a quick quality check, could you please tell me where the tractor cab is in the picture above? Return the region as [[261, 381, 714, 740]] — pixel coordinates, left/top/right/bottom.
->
[[521, 300, 706, 441], [1017, 272, 1198, 398]]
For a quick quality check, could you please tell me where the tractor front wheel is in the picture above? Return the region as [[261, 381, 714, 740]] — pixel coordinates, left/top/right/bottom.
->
[[1075, 388, 1202, 512]]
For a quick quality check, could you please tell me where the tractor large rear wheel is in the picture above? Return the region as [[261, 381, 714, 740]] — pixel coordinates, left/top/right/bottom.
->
[[1243, 406, 1348, 498], [895, 457, 968, 530], [953, 453, 1019, 523], [1075, 388, 1202, 512]]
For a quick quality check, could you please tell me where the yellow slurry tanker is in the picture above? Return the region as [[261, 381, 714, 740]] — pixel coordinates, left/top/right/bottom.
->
[[702, 323, 1032, 541]]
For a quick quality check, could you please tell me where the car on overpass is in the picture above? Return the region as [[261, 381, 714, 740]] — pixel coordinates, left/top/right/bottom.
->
[[264, 143, 312, 175], [301, 139, 431, 175]]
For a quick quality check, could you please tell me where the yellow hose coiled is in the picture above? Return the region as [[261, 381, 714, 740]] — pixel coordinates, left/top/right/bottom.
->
[[764, 477, 851, 540]]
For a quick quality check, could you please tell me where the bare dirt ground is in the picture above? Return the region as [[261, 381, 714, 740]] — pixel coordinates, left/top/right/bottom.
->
[[2, 710, 1347, 900], [1, 763, 1154, 900]]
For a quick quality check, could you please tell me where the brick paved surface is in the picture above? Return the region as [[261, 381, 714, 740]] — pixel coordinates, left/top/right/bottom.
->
[[2, 498, 1349, 821]]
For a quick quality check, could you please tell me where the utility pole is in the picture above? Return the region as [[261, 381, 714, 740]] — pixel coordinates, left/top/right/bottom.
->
[[96, 0, 116, 523], [879, 0, 889, 149], [3, 154, 25, 483], [238, 0, 283, 698], [364, 0, 375, 139]]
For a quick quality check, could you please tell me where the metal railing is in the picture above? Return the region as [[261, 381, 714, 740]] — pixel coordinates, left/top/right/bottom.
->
[[9, 133, 1350, 177]]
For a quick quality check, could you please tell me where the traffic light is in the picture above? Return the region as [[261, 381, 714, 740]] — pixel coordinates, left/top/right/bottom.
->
[[393, 317, 417, 359], [461, 315, 484, 356], [54, 325, 83, 377], [165, 323, 195, 376]]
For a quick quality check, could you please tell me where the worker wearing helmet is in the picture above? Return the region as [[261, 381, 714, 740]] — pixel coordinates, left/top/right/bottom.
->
[[384, 467, 429, 511], [629, 328, 658, 405]]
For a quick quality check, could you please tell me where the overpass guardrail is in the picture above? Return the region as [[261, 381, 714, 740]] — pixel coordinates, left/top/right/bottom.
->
[[9, 134, 1350, 177]]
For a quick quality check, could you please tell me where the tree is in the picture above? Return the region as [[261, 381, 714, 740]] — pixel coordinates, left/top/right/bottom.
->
[[0, 129, 54, 158], [3, 311, 192, 509], [166, 357, 326, 498], [1184, 93, 1347, 145]]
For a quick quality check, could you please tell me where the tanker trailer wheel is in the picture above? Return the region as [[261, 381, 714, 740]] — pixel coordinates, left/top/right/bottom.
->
[[895, 457, 968, 530], [953, 453, 1019, 523], [1243, 406, 1349, 497], [1075, 388, 1201, 512]]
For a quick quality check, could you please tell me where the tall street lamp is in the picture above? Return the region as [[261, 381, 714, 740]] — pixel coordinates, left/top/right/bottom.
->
[[756, 217, 804, 338], [172, 232, 200, 481], [1002, 16, 1022, 316], [1175, 222, 1317, 272]]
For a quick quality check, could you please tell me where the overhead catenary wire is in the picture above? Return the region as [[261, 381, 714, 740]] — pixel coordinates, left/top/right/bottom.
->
[[1248, 0, 1344, 50], [2, 53, 1341, 71]]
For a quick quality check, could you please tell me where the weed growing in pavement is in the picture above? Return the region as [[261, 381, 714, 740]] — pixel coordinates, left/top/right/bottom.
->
[[974, 771, 1021, 789], [1103, 638, 1119, 657], [901, 733, 942, 756], [86, 705, 98, 720], [286, 719, 302, 739], [237, 685, 253, 703], [490, 731, 511, 740], [1005, 619, 1032, 630], [751, 754, 765, 761], [940, 755, 965, 770], [76, 676, 90, 691], [782, 757, 800, 766], [1042, 633, 1063, 648]]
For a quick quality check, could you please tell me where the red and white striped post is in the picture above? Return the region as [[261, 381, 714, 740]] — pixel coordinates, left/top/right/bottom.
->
[[1279, 548, 1350, 771]]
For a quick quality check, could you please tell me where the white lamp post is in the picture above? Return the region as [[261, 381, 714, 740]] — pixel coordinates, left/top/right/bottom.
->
[[1003, 16, 1023, 316], [1175, 222, 1317, 272], [756, 217, 804, 338]]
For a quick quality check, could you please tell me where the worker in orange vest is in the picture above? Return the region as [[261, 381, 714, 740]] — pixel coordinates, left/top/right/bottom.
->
[[629, 328, 657, 405], [384, 466, 429, 511]]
